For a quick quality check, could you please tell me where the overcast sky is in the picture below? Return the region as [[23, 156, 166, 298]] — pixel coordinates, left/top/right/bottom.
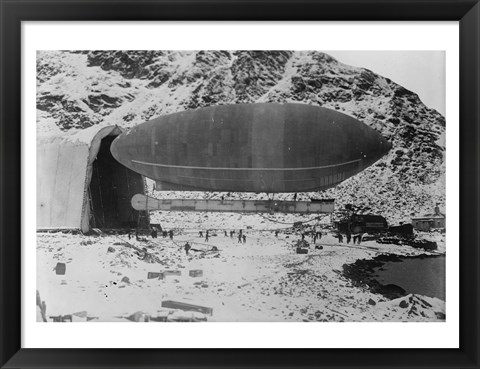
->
[[325, 51, 446, 116]]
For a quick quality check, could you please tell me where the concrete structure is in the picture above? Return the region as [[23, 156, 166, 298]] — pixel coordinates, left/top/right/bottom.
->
[[37, 125, 148, 233], [111, 103, 391, 193]]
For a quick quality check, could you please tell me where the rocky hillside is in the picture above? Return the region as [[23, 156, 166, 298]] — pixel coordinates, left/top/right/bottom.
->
[[36, 50, 445, 223]]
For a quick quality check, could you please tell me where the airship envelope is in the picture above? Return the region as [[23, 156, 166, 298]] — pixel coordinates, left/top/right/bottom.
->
[[111, 103, 391, 193]]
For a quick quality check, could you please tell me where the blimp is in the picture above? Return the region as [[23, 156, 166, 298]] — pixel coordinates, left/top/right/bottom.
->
[[111, 103, 391, 194]]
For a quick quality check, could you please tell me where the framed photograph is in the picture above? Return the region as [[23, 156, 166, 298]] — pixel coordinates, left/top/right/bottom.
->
[[1, 0, 479, 368]]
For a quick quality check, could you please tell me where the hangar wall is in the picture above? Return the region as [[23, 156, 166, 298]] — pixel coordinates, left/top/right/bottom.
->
[[37, 136, 90, 231]]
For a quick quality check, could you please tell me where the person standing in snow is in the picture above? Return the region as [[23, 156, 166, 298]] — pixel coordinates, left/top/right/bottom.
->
[[205, 230, 209, 242], [169, 230, 174, 240], [150, 227, 157, 239], [242, 234, 246, 244], [184, 242, 191, 256], [337, 233, 343, 243]]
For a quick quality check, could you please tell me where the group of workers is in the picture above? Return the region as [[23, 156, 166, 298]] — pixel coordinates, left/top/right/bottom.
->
[[198, 230, 212, 242], [199, 229, 248, 244], [131, 226, 362, 245], [129, 222, 365, 262], [128, 227, 174, 241]]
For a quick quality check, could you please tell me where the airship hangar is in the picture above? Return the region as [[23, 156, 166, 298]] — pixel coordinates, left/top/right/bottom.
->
[[37, 103, 391, 233]]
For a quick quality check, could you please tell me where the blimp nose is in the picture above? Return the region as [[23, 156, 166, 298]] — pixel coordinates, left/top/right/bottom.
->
[[363, 133, 392, 163], [373, 135, 392, 162], [110, 134, 125, 166], [379, 136, 392, 155]]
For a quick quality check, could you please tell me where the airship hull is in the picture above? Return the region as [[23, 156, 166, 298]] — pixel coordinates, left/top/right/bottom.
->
[[111, 103, 391, 193]]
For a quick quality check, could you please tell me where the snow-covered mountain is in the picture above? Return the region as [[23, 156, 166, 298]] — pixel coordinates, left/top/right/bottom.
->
[[36, 50, 445, 223]]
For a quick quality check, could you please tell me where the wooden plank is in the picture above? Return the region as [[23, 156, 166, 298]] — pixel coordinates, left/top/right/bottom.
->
[[161, 300, 213, 316]]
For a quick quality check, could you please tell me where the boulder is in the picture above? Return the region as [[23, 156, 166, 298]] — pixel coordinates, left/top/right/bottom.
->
[[378, 284, 406, 299], [435, 312, 446, 320], [127, 311, 148, 322], [121, 276, 130, 284]]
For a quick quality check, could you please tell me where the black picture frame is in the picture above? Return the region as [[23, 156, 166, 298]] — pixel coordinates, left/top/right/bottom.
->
[[1, 0, 479, 368]]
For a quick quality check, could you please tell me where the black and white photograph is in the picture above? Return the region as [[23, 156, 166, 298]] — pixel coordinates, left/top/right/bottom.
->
[[36, 50, 446, 323]]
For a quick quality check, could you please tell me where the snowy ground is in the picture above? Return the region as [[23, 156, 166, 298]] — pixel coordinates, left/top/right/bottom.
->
[[37, 212, 446, 323]]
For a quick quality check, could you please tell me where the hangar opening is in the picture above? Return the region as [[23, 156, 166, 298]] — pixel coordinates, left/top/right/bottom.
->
[[89, 134, 149, 230], [37, 125, 149, 233]]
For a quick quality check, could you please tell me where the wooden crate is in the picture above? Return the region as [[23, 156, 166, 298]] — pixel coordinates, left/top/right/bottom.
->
[[189, 269, 203, 277]]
